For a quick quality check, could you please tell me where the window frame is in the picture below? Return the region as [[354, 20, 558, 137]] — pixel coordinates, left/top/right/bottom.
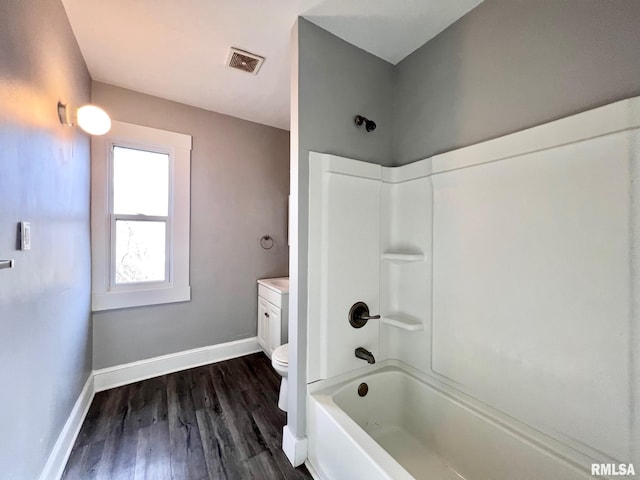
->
[[91, 121, 191, 311]]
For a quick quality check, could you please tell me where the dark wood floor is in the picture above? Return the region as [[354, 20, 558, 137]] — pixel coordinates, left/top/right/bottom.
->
[[63, 353, 312, 480]]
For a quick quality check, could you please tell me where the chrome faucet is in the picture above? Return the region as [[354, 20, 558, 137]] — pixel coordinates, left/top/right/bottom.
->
[[355, 347, 376, 364]]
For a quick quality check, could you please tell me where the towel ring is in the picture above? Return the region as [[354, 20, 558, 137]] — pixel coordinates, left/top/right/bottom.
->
[[260, 235, 274, 250]]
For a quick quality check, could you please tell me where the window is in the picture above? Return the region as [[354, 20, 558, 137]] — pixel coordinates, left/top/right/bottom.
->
[[91, 121, 191, 311], [112, 147, 169, 285]]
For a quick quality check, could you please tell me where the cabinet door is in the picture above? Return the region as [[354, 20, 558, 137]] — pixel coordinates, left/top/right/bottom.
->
[[267, 303, 282, 354], [257, 298, 269, 353]]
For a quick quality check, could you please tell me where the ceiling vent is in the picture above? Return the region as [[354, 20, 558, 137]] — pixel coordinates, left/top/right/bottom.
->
[[226, 48, 264, 75]]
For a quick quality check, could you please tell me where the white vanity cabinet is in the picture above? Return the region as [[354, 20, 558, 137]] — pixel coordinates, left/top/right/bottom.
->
[[257, 277, 289, 357]]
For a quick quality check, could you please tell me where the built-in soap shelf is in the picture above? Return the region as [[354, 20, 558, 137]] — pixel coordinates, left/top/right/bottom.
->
[[381, 251, 425, 263], [381, 313, 423, 331]]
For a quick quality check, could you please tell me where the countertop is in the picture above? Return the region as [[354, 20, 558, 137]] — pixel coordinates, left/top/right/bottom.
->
[[257, 277, 289, 294]]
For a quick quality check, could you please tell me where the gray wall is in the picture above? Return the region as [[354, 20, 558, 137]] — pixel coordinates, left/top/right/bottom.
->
[[92, 82, 290, 368], [393, 0, 640, 165], [0, 1, 92, 478], [298, 19, 395, 166], [288, 18, 395, 438]]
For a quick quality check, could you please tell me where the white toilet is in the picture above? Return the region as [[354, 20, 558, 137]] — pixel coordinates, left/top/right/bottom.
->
[[271, 343, 289, 412]]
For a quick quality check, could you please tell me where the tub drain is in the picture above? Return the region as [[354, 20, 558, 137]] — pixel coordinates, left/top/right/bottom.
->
[[358, 383, 368, 397]]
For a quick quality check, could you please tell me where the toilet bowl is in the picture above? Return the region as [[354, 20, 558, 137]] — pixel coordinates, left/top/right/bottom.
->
[[271, 343, 288, 412]]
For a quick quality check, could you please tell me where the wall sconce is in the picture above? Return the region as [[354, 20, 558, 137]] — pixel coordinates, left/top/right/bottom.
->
[[58, 101, 112, 135]]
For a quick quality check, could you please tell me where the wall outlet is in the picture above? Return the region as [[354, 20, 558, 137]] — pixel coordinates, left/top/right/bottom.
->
[[20, 222, 31, 250]]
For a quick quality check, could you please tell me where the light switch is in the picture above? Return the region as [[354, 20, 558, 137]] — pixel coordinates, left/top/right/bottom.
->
[[20, 222, 31, 250]]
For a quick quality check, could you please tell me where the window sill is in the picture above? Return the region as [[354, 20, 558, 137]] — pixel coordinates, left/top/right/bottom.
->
[[92, 285, 191, 312]]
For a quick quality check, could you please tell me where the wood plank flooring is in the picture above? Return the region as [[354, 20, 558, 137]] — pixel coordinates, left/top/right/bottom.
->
[[63, 353, 312, 480]]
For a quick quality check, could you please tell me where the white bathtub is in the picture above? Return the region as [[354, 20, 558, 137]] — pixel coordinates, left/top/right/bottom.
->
[[307, 360, 596, 480]]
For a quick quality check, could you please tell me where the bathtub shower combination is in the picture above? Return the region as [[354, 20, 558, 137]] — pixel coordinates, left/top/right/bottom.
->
[[305, 98, 640, 479]]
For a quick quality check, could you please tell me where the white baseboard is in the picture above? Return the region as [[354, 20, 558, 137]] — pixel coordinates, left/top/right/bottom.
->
[[93, 336, 261, 392], [305, 460, 322, 480], [283, 424, 308, 467], [38, 375, 95, 480], [39, 337, 261, 480]]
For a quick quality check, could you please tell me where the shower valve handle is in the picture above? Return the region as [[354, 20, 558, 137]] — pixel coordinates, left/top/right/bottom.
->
[[349, 302, 380, 328]]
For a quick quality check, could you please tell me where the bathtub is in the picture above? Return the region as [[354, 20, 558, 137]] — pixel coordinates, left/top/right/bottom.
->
[[307, 360, 596, 480]]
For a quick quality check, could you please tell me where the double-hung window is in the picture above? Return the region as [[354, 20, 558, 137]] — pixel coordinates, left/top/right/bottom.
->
[[91, 121, 191, 311]]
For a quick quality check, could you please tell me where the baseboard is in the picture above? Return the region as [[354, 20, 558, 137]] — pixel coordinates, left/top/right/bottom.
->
[[283, 424, 308, 467], [38, 375, 95, 480], [93, 336, 261, 392], [305, 460, 322, 480]]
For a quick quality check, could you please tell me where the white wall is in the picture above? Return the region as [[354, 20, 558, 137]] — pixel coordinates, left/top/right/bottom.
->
[[430, 132, 631, 461], [379, 173, 432, 370], [307, 154, 381, 382]]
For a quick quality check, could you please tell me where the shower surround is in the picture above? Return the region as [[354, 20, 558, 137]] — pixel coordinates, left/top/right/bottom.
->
[[305, 97, 640, 479]]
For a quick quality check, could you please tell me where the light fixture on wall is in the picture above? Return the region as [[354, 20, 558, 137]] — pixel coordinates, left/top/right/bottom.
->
[[58, 102, 112, 135]]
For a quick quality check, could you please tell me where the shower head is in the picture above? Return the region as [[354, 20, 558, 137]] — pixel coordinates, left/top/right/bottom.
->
[[365, 119, 376, 132], [354, 115, 376, 133]]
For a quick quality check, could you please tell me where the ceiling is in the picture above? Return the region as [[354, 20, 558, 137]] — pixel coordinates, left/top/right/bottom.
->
[[61, 0, 482, 130]]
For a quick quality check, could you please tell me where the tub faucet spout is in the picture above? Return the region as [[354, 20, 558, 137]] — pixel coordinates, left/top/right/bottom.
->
[[355, 347, 376, 364]]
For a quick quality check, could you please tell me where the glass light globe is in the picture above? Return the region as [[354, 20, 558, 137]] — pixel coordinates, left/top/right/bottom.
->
[[76, 105, 111, 135]]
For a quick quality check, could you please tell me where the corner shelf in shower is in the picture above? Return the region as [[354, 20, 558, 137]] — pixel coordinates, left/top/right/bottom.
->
[[381, 314, 424, 331], [381, 251, 425, 263]]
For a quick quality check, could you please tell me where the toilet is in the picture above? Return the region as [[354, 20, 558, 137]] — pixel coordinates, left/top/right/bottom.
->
[[271, 343, 289, 412]]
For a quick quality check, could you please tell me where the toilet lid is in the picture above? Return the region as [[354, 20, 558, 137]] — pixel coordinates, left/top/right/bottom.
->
[[272, 343, 288, 365]]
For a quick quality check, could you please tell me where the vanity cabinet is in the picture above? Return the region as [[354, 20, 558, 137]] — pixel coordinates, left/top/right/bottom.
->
[[257, 278, 289, 357]]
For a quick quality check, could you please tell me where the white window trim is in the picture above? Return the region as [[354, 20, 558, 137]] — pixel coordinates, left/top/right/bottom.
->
[[91, 121, 192, 311]]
